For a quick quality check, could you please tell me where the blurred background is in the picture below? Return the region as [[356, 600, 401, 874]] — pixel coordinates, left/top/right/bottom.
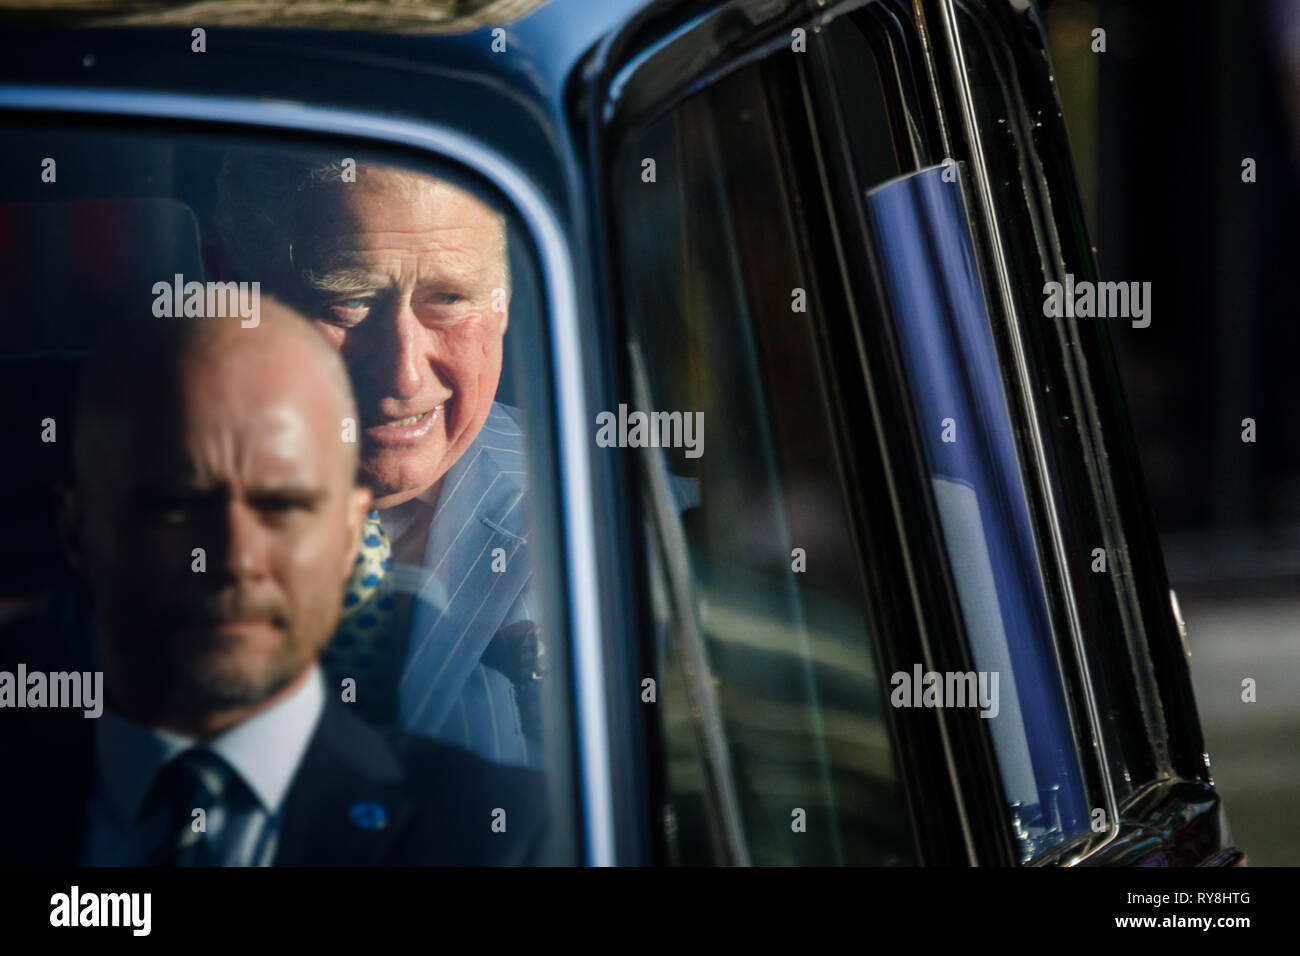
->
[[1042, 0, 1300, 865]]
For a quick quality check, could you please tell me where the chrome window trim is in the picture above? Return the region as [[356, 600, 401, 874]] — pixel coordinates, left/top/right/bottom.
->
[[928, 1, 1122, 859], [0, 84, 615, 867]]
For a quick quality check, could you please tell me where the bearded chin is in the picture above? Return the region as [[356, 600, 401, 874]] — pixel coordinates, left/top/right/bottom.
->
[[176, 650, 303, 711], [107, 623, 307, 719]]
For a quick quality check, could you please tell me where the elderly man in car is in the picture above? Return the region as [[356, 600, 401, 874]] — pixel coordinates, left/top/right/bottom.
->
[[211, 154, 542, 768]]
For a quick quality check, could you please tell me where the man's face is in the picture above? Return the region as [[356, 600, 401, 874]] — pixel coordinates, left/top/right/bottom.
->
[[74, 328, 369, 718], [287, 170, 509, 508]]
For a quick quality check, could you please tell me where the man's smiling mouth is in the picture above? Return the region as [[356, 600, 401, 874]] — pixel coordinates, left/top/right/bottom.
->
[[364, 403, 446, 442]]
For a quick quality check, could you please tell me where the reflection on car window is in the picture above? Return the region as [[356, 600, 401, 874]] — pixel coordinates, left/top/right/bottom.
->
[[0, 127, 575, 866], [614, 59, 915, 866], [865, 166, 1091, 861]]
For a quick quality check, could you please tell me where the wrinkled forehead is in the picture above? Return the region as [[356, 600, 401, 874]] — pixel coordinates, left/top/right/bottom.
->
[[307, 166, 504, 236], [287, 174, 510, 299]]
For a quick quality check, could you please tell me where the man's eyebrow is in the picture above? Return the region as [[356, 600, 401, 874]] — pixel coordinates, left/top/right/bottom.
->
[[129, 480, 212, 502], [298, 267, 386, 295]]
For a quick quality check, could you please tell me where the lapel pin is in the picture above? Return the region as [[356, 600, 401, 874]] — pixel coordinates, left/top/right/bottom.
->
[[348, 801, 388, 831]]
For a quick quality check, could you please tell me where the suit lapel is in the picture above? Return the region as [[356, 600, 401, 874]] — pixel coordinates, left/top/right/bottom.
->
[[397, 404, 531, 736], [273, 698, 414, 866]]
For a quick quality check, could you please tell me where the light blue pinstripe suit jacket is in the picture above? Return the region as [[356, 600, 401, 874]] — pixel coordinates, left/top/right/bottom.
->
[[393, 403, 539, 768]]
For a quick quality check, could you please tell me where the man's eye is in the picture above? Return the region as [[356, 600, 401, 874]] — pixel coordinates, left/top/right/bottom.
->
[[324, 297, 373, 324], [254, 494, 314, 517], [143, 497, 195, 525], [417, 291, 468, 311]]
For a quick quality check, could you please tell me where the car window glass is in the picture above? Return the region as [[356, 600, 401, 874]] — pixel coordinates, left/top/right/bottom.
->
[[613, 57, 916, 866], [0, 124, 578, 866], [864, 165, 1092, 861]]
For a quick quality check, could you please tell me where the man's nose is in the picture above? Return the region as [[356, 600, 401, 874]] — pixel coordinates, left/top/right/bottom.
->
[[216, 500, 269, 580], [366, 298, 429, 401]]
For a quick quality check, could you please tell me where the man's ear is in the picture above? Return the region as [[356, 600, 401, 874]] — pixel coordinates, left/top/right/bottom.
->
[[342, 485, 373, 581], [54, 481, 86, 574]]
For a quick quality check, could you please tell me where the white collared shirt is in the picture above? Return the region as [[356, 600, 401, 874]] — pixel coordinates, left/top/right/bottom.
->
[[378, 482, 441, 566], [80, 665, 325, 867]]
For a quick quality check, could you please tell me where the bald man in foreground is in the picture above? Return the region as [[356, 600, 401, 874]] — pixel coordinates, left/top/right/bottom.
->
[[0, 302, 546, 866]]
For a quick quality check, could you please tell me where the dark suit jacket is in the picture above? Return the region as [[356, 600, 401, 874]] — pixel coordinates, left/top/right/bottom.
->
[[0, 592, 550, 867]]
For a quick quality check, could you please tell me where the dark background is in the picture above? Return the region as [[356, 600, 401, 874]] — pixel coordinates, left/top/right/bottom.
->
[[1042, 0, 1300, 865]]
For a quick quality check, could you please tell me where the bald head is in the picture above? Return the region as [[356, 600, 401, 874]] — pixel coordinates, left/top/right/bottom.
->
[[75, 299, 360, 493], [65, 301, 373, 738]]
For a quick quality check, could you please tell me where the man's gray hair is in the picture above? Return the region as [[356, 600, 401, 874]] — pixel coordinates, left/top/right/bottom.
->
[[214, 150, 510, 290]]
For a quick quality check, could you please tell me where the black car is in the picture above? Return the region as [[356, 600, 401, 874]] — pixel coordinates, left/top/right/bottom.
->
[[0, 0, 1241, 867]]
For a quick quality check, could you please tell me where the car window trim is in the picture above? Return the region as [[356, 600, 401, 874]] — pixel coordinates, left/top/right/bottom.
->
[[921, 0, 1127, 857]]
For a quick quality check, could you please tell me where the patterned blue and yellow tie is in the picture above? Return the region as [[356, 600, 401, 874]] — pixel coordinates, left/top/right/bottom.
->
[[344, 509, 392, 622], [322, 510, 401, 721]]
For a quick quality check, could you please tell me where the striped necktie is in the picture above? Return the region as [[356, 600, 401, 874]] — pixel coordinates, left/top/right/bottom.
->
[[148, 748, 236, 867]]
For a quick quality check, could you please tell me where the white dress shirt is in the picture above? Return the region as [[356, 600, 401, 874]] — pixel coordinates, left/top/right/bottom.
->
[[378, 482, 441, 567], [80, 665, 325, 866]]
